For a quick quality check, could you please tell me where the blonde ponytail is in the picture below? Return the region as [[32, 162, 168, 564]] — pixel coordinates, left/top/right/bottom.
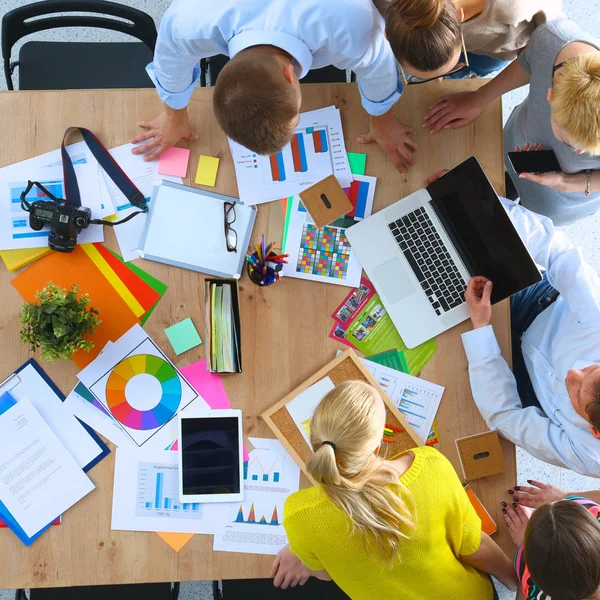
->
[[385, 0, 462, 71], [552, 53, 600, 155], [306, 381, 415, 562]]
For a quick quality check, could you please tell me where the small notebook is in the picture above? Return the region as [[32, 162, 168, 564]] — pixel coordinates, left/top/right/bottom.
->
[[138, 181, 256, 278]]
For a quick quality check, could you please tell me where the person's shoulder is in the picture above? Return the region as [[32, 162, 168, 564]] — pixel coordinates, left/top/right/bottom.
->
[[490, 0, 564, 26], [162, 0, 224, 34], [314, 0, 379, 30], [284, 486, 328, 522]]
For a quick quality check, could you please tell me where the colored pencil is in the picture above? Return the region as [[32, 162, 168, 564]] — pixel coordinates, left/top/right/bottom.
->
[[385, 423, 404, 433]]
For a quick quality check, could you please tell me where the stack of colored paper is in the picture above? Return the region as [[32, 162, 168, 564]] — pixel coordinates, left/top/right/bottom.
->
[[0, 247, 51, 272], [12, 243, 168, 368]]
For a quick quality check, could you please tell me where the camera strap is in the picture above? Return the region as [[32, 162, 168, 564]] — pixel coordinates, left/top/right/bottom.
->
[[61, 127, 147, 212]]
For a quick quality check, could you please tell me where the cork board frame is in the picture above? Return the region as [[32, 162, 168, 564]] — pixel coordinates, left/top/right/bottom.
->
[[261, 349, 423, 484]]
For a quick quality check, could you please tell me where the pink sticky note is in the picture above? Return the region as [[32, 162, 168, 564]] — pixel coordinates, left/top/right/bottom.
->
[[178, 360, 250, 461], [157, 147, 191, 178]]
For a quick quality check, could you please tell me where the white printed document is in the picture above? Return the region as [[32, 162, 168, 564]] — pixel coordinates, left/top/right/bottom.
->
[[0, 399, 95, 537]]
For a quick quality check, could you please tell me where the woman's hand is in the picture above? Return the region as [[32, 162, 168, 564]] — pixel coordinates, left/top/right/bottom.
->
[[422, 91, 485, 134], [502, 502, 532, 547], [509, 480, 568, 508], [271, 546, 311, 589]]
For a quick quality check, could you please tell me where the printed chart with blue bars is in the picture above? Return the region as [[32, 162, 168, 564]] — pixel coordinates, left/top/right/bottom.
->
[[264, 125, 333, 185], [9, 179, 65, 240], [135, 461, 203, 519], [243, 456, 281, 483]]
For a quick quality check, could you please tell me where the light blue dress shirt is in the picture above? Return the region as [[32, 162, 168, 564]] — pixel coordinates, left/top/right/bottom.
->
[[462, 199, 600, 476], [147, 0, 403, 115]]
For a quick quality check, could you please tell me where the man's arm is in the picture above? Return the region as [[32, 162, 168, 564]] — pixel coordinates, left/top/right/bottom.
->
[[503, 199, 600, 325], [462, 279, 598, 477]]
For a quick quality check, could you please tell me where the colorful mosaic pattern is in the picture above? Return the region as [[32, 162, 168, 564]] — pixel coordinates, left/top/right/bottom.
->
[[296, 224, 351, 279]]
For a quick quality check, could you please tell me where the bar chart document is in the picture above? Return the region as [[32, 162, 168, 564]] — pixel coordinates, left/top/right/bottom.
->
[[229, 106, 352, 205], [111, 448, 218, 534], [208, 438, 301, 555]]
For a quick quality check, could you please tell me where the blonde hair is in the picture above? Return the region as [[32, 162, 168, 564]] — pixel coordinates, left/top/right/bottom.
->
[[551, 53, 600, 155], [384, 0, 462, 71], [306, 381, 415, 561]]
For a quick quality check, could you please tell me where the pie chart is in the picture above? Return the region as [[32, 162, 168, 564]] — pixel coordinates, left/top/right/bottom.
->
[[105, 354, 182, 431]]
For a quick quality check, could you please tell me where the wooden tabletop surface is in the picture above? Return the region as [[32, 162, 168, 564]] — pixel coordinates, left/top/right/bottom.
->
[[0, 81, 515, 589]]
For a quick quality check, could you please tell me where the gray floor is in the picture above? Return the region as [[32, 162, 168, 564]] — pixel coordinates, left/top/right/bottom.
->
[[1, 1, 599, 599]]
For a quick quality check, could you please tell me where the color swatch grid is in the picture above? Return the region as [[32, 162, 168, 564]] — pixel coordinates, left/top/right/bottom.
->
[[296, 224, 350, 280]]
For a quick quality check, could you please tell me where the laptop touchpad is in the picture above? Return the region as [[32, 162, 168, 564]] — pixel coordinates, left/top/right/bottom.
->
[[372, 258, 415, 305]]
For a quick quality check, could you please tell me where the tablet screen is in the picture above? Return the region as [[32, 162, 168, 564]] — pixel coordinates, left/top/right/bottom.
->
[[181, 417, 241, 496]]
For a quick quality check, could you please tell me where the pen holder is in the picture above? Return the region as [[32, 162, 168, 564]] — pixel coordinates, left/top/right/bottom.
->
[[246, 251, 282, 287]]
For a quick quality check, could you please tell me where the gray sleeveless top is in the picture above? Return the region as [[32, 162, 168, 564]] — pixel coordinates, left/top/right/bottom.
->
[[504, 19, 600, 226]]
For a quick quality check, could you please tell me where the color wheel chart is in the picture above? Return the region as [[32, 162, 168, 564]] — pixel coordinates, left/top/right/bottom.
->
[[105, 354, 182, 431], [264, 126, 333, 185]]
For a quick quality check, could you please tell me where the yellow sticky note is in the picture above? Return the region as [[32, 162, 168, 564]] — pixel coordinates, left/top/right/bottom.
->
[[195, 155, 220, 187]]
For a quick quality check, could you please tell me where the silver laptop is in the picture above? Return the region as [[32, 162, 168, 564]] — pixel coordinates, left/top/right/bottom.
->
[[346, 156, 541, 348]]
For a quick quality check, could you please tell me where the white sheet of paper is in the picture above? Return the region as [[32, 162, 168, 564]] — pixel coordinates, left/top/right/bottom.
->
[[111, 447, 220, 534], [0, 164, 106, 250], [285, 377, 335, 447], [357, 355, 445, 444], [0, 399, 95, 537], [229, 106, 352, 205], [209, 437, 300, 555], [77, 324, 207, 449], [102, 144, 182, 261], [0, 364, 105, 470]]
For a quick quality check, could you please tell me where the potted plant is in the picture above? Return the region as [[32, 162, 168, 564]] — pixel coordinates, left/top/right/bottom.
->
[[19, 282, 101, 361]]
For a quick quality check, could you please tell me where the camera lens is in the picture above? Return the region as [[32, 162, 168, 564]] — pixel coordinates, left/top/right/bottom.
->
[[75, 217, 86, 227]]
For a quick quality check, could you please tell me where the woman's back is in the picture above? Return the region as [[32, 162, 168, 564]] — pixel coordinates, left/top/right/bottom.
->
[[284, 446, 493, 600]]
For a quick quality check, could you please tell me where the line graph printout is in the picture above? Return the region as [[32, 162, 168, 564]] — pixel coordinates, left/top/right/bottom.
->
[[359, 356, 445, 444], [229, 106, 352, 205]]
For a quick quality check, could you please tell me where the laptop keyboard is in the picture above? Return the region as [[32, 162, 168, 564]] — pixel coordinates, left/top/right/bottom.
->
[[388, 207, 466, 316]]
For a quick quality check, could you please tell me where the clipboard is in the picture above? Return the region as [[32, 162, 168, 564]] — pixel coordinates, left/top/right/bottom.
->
[[261, 349, 423, 484], [138, 180, 257, 278], [0, 359, 110, 473]]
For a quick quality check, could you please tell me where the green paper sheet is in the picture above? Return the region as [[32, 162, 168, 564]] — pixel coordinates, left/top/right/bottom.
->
[[281, 196, 294, 253], [367, 349, 409, 373], [347, 152, 367, 176], [165, 317, 203, 355], [108, 249, 168, 325]]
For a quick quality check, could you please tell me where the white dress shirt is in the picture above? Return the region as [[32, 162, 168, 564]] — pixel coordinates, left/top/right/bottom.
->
[[147, 0, 402, 115], [462, 199, 600, 476]]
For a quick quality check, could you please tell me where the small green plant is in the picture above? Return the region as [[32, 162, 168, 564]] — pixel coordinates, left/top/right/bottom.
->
[[19, 282, 101, 361]]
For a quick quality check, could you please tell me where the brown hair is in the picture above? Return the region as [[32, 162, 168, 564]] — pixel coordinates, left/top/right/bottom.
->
[[524, 500, 600, 600], [306, 381, 415, 562], [584, 375, 600, 431], [384, 0, 462, 71], [213, 51, 299, 155]]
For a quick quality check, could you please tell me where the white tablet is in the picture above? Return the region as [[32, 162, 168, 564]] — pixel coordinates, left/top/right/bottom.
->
[[178, 409, 244, 504]]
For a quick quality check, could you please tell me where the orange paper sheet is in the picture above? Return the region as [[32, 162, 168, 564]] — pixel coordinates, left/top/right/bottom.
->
[[156, 532, 194, 552], [12, 245, 140, 368]]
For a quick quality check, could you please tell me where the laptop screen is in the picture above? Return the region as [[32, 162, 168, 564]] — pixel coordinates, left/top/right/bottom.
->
[[426, 156, 541, 304]]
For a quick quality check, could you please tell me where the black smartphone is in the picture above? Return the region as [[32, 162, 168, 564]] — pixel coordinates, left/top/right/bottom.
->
[[507, 150, 562, 174]]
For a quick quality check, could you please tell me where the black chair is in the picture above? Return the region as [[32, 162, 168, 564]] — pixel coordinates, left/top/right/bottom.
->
[[2, 0, 157, 90], [201, 54, 354, 87], [213, 578, 350, 599], [16, 583, 179, 600]]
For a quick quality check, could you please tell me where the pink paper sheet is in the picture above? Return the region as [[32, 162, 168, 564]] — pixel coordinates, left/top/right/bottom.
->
[[157, 147, 190, 177]]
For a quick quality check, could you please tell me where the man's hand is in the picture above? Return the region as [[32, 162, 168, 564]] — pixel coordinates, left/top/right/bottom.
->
[[502, 503, 532, 547], [131, 106, 198, 161], [465, 276, 493, 329], [358, 112, 418, 173], [270, 546, 311, 589], [423, 91, 485, 135], [510, 480, 568, 508]]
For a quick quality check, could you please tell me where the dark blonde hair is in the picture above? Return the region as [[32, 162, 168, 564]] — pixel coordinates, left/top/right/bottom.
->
[[525, 500, 600, 600], [213, 51, 299, 155], [384, 0, 462, 71], [306, 381, 415, 562]]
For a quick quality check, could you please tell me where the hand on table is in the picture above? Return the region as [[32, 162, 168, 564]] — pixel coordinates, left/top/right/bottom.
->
[[423, 91, 485, 134], [271, 545, 311, 589], [465, 276, 493, 329], [131, 108, 199, 161], [509, 480, 568, 508], [358, 112, 418, 173], [502, 502, 532, 547], [423, 169, 449, 186]]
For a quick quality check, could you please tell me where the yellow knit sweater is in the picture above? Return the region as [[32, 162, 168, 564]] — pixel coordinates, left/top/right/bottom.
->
[[284, 446, 493, 600]]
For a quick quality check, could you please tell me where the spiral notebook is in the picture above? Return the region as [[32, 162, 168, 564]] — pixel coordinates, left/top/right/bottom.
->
[[138, 181, 257, 278]]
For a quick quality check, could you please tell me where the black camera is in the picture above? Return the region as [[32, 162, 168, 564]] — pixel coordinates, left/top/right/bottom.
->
[[28, 199, 92, 253]]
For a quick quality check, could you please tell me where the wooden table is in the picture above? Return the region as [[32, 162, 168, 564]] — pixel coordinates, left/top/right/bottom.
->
[[0, 82, 515, 589]]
